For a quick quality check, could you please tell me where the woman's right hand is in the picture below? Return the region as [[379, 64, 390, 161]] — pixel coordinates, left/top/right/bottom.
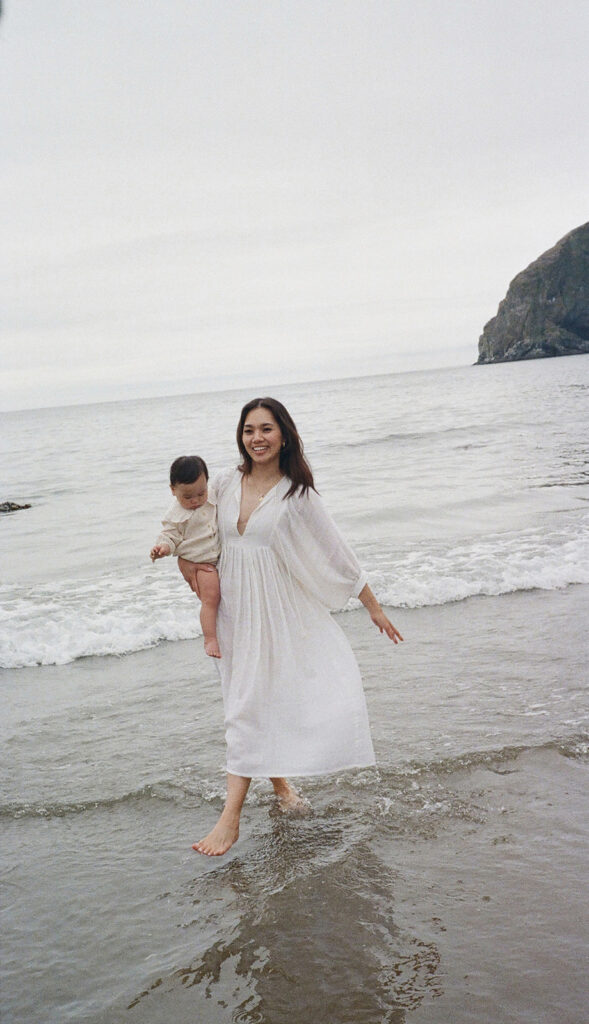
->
[[178, 557, 201, 596], [177, 557, 216, 597]]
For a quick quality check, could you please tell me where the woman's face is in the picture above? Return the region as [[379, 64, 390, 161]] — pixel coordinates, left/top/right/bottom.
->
[[242, 407, 284, 469]]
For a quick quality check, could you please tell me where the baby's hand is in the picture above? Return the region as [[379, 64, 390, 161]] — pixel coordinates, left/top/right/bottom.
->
[[150, 543, 171, 561]]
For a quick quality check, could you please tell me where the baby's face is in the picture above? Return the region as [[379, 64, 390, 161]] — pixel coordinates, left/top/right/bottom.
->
[[171, 473, 208, 510]]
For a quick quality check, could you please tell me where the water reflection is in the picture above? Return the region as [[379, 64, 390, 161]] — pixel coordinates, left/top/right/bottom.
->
[[130, 819, 441, 1023]]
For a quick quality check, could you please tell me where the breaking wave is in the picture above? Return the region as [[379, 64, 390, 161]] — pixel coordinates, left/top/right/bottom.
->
[[1, 520, 587, 668]]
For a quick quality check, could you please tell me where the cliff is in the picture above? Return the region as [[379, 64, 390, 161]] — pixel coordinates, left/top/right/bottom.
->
[[477, 223, 589, 363]]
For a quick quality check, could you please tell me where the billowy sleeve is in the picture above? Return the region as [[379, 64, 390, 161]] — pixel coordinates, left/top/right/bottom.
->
[[272, 487, 368, 611]]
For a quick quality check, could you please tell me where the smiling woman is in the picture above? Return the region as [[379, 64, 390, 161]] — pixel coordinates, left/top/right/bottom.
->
[[238, 397, 316, 499], [178, 396, 403, 857], [237, 406, 287, 532]]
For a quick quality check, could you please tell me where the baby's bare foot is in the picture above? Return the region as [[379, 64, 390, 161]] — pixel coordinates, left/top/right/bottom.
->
[[192, 815, 239, 856], [204, 637, 221, 658]]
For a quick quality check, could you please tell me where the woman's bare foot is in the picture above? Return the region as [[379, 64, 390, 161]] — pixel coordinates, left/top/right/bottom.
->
[[204, 637, 221, 658], [271, 779, 311, 816], [192, 812, 239, 856]]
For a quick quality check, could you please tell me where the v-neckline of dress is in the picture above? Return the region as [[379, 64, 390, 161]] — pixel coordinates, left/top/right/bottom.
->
[[236, 473, 284, 536]]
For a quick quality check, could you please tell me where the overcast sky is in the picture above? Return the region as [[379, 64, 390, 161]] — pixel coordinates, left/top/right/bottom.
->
[[1, 0, 588, 410]]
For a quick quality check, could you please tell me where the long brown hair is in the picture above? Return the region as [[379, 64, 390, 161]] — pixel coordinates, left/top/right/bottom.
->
[[236, 397, 316, 498]]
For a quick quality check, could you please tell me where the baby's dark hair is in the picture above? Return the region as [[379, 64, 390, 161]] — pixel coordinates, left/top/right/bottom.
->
[[169, 455, 209, 487]]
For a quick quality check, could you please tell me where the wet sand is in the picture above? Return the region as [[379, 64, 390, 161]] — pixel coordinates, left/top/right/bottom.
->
[[90, 744, 588, 1024], [2, 587, 588, 1024]]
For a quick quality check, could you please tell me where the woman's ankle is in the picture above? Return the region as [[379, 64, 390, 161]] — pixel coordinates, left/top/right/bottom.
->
[[270, 777, 295, 797]]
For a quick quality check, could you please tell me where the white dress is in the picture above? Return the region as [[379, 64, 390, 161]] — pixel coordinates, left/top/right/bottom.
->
[[213, 468, 376, 778]]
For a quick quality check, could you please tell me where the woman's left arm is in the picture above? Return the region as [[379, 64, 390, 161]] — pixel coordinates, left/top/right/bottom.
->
[[358, 584, 404, 643]]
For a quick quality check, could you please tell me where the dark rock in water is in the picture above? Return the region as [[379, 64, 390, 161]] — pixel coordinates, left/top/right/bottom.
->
[[0, 501, 32, 513], [477, 222, 589, 363]]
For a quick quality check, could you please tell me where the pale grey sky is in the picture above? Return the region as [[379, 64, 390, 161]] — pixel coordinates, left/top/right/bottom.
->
[[1, 0, 588, 410]]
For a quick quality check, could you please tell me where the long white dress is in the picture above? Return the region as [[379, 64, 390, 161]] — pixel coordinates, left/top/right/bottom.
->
[[213, 468, 376, 778]]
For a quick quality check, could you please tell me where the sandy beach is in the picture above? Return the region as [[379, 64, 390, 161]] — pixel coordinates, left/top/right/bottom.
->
[[93, 745, 589, 1024], [3, 586, 588, 1024]]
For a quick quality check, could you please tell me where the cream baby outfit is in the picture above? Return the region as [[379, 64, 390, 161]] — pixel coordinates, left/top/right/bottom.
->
[[156, 498, 220, 564], [214, 467, 375, 778]]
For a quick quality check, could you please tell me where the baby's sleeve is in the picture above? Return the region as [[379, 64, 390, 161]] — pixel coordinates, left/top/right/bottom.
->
[[155, 519, 184, 556]]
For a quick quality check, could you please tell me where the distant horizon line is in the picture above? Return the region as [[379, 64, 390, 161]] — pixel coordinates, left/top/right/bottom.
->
[[1, 359, 481, 416], [5, 351, 589, 416]]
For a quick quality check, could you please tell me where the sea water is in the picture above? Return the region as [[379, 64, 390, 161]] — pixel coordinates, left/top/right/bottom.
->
[[2, 357, 588, 668], [1, 356, 588, 1023]]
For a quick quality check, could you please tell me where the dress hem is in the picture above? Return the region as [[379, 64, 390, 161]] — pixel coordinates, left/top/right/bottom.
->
[[225, 759, 377, 779]]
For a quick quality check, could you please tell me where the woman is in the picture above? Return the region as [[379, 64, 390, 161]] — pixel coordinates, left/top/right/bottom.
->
[[179, 397, 403, 856]]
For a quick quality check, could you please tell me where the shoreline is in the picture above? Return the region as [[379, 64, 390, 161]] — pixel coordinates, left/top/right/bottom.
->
[[2, 584, 588, 1024], [89, 743, 589, 1024]]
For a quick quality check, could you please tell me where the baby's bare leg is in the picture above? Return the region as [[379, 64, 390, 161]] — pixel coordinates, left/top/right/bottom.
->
[[195, 565, 221, 658]]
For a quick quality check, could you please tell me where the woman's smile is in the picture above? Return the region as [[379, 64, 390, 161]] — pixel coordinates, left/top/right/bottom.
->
[[242, 408, 283, 465]]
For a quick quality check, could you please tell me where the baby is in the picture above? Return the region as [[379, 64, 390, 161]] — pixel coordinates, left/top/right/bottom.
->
[[150, 455, 221, 658]]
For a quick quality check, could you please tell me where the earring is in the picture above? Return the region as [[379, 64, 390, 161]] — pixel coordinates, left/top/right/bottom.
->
[[281, 441, 286, 449]]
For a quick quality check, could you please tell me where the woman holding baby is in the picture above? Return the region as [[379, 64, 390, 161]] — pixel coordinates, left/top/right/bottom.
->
[[179, 396, 403, 856]]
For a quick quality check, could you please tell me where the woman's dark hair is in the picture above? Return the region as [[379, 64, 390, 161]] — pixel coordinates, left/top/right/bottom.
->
[[236, 397, 316, 499], [169, 455, 209, 487]]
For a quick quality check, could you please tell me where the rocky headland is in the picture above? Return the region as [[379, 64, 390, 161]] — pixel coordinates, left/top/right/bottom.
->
[[477, 222, 589, 364]]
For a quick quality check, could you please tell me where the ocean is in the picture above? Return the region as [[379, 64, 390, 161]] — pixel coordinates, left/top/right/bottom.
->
[[1, 356, 588, 1023]]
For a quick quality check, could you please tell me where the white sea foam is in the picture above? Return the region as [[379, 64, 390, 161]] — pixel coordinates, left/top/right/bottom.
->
[[0, 571, 201, 668], [369, 521, 589, 610], [2, 522, 587, 668]]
